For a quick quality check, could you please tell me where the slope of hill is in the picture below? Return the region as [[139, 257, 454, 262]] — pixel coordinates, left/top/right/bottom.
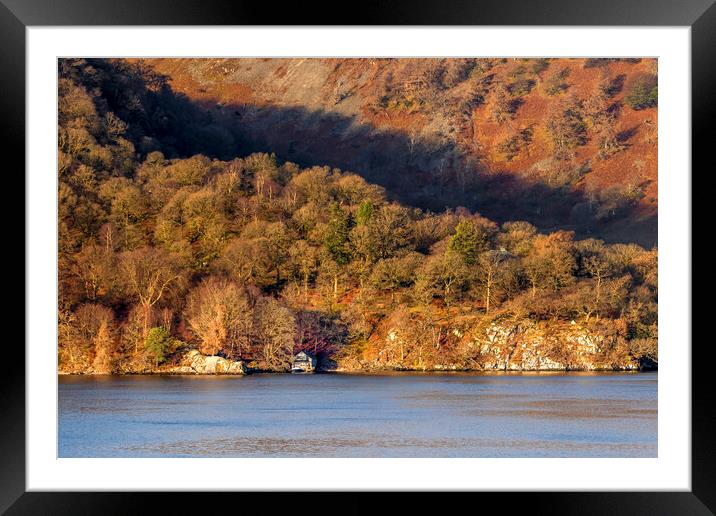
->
[[57, 58, 657, 374], [140, 57, 658, 246]]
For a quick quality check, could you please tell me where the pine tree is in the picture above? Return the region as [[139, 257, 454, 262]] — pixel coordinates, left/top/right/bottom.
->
[[323, 203, 353, 266], [355, 201, 374, 225], [449, 220, 481, 265]]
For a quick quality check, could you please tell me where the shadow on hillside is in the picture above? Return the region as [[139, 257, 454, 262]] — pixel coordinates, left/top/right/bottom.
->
[[102, 59, 656, 247], [213, 100, 655, 246]]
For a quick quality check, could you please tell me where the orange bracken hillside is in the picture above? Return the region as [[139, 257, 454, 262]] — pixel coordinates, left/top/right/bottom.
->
[[137, 58, 657, 246]]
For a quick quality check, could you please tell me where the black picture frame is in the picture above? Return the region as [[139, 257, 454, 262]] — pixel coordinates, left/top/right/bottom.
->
[[4, 0, 710, 513]]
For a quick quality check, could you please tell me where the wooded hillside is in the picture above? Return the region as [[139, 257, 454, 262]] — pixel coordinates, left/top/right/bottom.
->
[[57, 58, 657, 373]]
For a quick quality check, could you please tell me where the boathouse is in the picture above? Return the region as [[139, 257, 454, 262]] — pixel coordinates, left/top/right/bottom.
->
[[291, 351, 317, 373]]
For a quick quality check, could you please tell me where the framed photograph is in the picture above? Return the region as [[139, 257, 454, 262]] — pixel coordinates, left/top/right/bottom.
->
[[5, 0, 711, 512]]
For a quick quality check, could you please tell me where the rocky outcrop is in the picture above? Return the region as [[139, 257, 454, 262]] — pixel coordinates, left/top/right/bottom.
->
[[160, 350, 247, 375], [349, 315, 642, 372], [470, 320, 639, 371]]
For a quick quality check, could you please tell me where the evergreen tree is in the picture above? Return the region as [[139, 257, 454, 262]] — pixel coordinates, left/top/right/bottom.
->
[[324, 203, 353, 266], [356, 201, 374, 225], [449, 220, 482, 265], [145, 326, 173, 367]]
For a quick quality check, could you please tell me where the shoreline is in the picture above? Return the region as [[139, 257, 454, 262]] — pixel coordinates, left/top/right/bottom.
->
[[58, 367, 657, 377]]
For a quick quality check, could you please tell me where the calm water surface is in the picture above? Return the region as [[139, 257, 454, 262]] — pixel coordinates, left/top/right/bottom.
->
[[59, 372, 657, 457]]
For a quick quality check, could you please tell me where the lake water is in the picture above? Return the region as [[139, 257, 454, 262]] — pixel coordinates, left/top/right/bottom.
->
[[58, 372, 657, 458]]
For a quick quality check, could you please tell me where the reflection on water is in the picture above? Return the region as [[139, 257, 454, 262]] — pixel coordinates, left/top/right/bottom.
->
[[58, 372, 657, 458]]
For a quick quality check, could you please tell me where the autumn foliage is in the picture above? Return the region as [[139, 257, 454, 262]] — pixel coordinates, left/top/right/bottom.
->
[[57, 58, 657, 373]]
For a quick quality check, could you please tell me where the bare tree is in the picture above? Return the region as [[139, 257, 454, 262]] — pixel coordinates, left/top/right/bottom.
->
[[185, 277, 253, 358], [91, 319, 116, 374], [289, 240, 319, 302], [253, 297, 296, 370], [476, 250, 510, 314], [120, 247, 182, 342]]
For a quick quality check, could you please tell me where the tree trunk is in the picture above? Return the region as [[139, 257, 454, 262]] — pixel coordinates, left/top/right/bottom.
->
[[140, 303, 151, 354], [303, 271, 309, 302], [485, 276, 491, 314]]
